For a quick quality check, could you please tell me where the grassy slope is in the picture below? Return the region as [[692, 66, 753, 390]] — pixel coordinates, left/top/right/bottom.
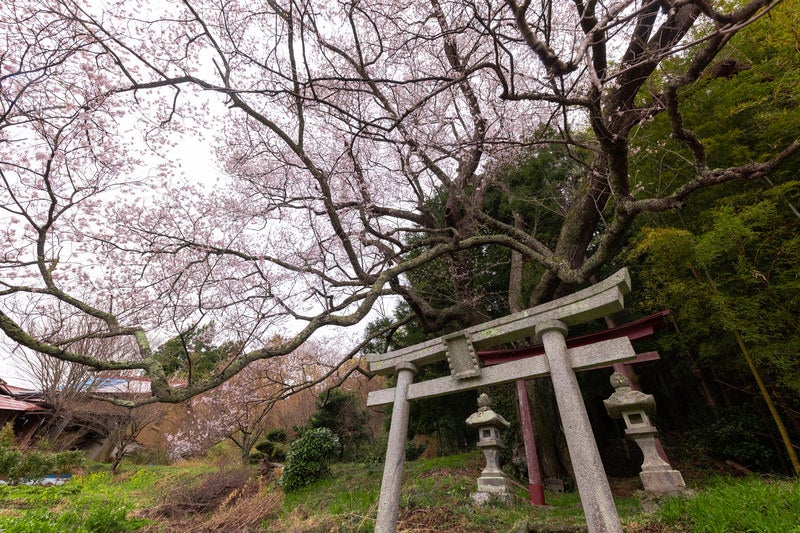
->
[[275, 452, 640, 532], [0, 452, 798, 532]]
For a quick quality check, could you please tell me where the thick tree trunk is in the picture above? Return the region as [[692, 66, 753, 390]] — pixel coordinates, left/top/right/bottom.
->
[[527, 378, 574, 481]]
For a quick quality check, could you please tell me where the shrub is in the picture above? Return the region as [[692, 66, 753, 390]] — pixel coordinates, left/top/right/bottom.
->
[[53, 451, 85, 474], [0, 424, 83, 484], [688, 404, 777, 471], [251, 429, 290, 463], [253, 440, 286, 463], [309, 388, 370, 461], [265, 429, 288, 443], [405, 440, 424, 461], [280, 427, 340, 491], [0, 423, 14, 447]]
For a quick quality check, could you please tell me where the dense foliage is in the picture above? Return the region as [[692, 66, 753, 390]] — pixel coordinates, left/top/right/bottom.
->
[[0, 425, 84, 485], [307, 388, 370, 461], [153, 324, 241, 384], [280, 428, 341, 491], [622, 0, 800, 475]]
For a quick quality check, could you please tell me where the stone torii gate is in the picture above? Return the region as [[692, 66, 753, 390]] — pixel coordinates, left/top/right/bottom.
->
[[366, 269, 636, 533]]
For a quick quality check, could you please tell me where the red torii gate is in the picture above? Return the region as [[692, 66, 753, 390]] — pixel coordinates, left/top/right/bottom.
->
[[477, 310, 671, 505]]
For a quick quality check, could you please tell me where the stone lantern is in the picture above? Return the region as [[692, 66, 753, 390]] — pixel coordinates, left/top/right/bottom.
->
[[466, 393, 511, 500], [604, 372, 686, 494]]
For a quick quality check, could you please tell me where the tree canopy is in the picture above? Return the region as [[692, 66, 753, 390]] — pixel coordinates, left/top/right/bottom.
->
[[0, 0, 797, 404]]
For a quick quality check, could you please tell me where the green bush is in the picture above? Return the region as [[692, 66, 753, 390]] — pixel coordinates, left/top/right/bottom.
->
[[0, 423, 14, 447], [309, 388, 370, 461], [280, 427, 341, 491], [252, 429, 290, 463], [53, 451, 85, 473], [265, 428, 288, 443], [253, 440, 286, 463], [0, 424, 83, 484], [405, 440, 424, 461], [688, 405, 777, 471]]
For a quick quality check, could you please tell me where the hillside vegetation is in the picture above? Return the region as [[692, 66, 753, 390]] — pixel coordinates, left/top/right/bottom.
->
[[1, 446, 798, 532]]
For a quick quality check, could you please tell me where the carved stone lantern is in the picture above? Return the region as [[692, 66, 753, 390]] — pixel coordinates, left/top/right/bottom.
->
[[604, 372, 686, 494], [466, 393, 511, 498]]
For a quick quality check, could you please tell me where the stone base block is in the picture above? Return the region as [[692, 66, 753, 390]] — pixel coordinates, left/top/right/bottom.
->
[[470, 491, 512, 507], [477, 474, 511, 494], [640, 469, 686, 494]]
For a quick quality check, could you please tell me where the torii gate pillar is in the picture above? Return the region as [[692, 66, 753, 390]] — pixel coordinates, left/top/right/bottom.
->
[[375, 362, 417, 533], [537, 320, 622, 532]]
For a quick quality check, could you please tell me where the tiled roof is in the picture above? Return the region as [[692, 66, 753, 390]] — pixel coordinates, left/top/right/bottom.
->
[[0, 395, 45, 412], [4, 384, 34, 394]]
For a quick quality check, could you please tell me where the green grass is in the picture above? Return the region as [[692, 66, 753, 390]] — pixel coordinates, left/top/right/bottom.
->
[[643, 476, 800, 533], [0, 462, 217, 533], [1, 453, 798, 532], [0, 472, 150, 532], [275, 452, 642, 532]]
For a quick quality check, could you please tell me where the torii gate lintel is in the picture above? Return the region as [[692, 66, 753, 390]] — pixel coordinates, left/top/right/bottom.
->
[[367, 268, 631, 377]]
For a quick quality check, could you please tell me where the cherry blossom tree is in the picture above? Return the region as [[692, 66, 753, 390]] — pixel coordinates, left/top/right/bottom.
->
[[163, 337, 355, 462], [1, 0, 797, 406]]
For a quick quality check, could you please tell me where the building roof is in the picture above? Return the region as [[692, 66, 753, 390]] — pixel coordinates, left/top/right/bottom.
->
[[89, 376, 153, 394], [0, 394, 45, 412], [3, 384, 36, 395]]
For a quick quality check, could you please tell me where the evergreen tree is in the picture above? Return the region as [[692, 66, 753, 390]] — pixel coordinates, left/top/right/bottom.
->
[[309, 388, 370, 460]]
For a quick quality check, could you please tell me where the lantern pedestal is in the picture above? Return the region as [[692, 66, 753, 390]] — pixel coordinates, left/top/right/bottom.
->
[[466, 394, 512, 503]]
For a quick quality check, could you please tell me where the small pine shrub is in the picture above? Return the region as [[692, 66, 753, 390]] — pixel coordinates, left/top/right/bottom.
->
[[265, 429, 288, 443], [280, 427, 340, 491], [253, 440, 286, 463], [252, 429, 290, 463], [53, 451, 85, 474], [405, 440, 424, 461]]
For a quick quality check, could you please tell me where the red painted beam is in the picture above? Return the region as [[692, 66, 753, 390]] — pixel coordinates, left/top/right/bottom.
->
[[478, 310, 670, 366]]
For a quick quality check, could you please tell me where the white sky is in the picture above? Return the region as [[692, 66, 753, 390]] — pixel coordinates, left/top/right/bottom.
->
[[0, 354, 28, 387]]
